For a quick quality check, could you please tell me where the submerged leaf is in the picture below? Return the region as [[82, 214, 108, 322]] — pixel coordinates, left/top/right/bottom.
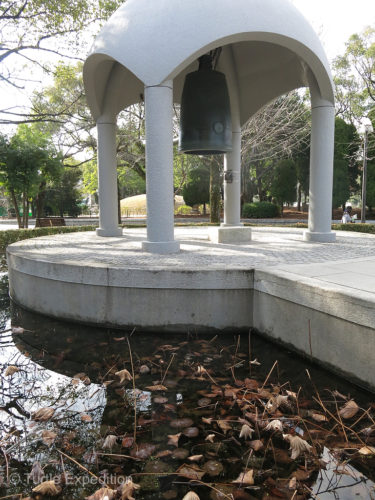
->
[[32, 480, 61, 496], [119, 477, 141, 500], [218, 420, 231, 434], [283, 434, 312, 460], [239, 424, 254, 440], [145, 384, 168, 391], [103, 435, 117, 449], [32, 407, 55, 422], [232, 469, 254, 485], [29, 462, 44, 484], [176, 464, 205, 480], [205, 434, 216, 443], [339, 400, 359, 419], [308, 411, 329, 423], [4, 365, 19, 376], [249, 440, 263, 451], [359, 446, 375, 455], [167, 433, 181, 447], [115, 369, 133, 384], [86, 487, 116, 500], [81, 413, 93, 422], [42, 430, 57, 446], [265, 420, 283, 432], [182, 492, 200, 500]]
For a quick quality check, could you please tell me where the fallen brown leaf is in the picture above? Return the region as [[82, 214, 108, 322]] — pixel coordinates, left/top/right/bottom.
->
[[32, 480, 61, 496], [339, 400, 359, 419], [32, 407, 55, 422], [232, 469, 254, 485], [42, 430, 57, 446], [4, 365, 19, 376], [145, 384, 168, 391], [167, 433, 181, 447], [86, 487, 116, 500], [176, 464, 205, 480]]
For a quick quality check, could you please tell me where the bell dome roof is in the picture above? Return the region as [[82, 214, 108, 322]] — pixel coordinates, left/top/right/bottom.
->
[[84, 0, 334, 123]]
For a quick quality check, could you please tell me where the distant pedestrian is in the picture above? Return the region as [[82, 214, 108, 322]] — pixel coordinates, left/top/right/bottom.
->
[[341, 205, 353, 224]]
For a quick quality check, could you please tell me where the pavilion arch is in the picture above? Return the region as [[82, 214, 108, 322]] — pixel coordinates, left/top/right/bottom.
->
[[84, 0, 336, 252]]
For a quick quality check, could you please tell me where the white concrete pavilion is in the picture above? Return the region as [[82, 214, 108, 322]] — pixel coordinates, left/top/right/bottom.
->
[[84, 0, 336, 253]]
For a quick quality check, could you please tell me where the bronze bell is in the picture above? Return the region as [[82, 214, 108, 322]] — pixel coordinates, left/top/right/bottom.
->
[[179, 55, 232, 155]]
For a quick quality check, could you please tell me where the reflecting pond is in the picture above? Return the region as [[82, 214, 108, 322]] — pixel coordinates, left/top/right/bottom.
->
[[0, 273, 374, 499]]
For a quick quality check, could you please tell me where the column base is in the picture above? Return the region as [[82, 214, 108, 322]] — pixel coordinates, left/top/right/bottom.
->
[[303, 230, 336, 243], [209, 226, 252, 244], [96, 227, 123, 237], [220, 223, 244, 227], [142, 240, 180, 254]]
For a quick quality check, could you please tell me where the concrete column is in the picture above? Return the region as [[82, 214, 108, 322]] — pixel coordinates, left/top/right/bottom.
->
[[304, 77, 336, 243], [96, 116, 122, 237], [142, 80, 180, 254], [222, 46, 243, 227], [223, 129, 242, 226]]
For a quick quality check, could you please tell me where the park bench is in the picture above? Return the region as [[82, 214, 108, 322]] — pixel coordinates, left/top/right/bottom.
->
[[35, 217, 66, 228]]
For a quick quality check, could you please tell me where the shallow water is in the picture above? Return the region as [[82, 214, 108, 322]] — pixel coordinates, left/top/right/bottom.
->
[[0, 274, 374, 499]]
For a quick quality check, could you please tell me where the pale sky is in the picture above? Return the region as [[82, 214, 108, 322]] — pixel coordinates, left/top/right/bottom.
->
[[291, 0, 375, 61], [1, 0, 375, 129]]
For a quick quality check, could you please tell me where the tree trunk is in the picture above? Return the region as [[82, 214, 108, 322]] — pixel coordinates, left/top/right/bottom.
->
[[35, 181, 47, 219], [297, 183, 302, 212], [22, 193, 27, 229], [25, 199, 29, 228], [210, 163, 221, 223], [10, 189, 23, 228]]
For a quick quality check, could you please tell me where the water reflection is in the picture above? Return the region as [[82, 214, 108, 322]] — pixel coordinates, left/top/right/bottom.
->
[[0, 299, 373, 499]]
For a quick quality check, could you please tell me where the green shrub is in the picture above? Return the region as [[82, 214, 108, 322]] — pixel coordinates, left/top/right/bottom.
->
[[0, 225, 96, 253], [242, 201, 280, 219], [175, 204, 192, 215], [332, 223, 375, 234]]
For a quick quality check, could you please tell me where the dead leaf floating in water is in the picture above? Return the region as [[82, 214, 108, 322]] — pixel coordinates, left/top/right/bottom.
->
[[239, 424, 254, 440], [32, 480, 61, 496], [232, 469, 254, 485], [205, 434, 216, 443], [339, 400, 359, 419], [42, 430, 57, 446], [145, 384, 168, 391], [4, 365, 19, 376], [103, 435, 117, 449], [86, 487, 116, 500], [167, 433, 181, 447], [29, 461, 44, 484], [283, 434, 312, 459], [359, 446, 375, 455], [182, 492, 200, 500], [12, 326, 25, 334], [265, 420, 283, 432], [176, 464, 205, 481], [32, 407, 55, 422], [119, 476, 141, 500], [115, 369, 133, 384], [308, 410, 329, 422], [249, 439, 263, 451], [218, 420, 231, 434]]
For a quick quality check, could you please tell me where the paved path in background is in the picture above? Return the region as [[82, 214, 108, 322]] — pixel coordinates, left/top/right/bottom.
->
[[9, 226, 375, 296]]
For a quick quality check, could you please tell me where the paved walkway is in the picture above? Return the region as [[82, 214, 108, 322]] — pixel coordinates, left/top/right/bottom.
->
[[10, 226, 375, 297]]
